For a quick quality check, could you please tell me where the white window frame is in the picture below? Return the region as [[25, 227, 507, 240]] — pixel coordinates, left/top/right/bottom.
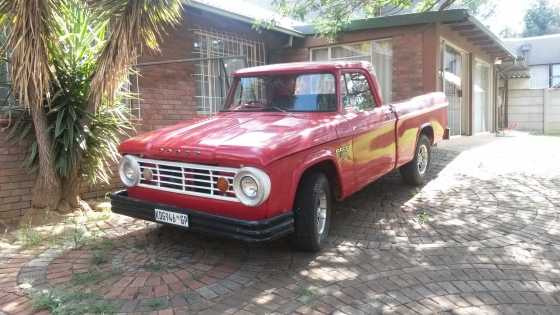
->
[[551, 64, 560, 88]]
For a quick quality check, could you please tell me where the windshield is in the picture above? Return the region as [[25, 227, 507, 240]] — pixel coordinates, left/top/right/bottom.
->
[[225, 73, 337, 112]]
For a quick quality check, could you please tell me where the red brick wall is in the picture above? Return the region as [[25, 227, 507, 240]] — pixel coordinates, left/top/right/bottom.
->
[[392, 31, 425, 101], [0, 132, 33, 221]]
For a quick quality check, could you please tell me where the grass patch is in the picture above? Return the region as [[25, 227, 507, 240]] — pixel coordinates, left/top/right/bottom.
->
[[142, 298, 167, 310], [143, 262, 163, 272], [91, 250, 109, 265], [71, 269, 119, 286], [296, 286, 318, 303], [71, 271, 106, 286], [86, 211, 111, 223], [16, 224, 43, 248], [31, 289, 117, 315], [417, 210, 429, 225]]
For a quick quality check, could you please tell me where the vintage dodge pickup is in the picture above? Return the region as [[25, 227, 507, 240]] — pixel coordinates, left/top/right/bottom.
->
[[111, 61, 448, 251]]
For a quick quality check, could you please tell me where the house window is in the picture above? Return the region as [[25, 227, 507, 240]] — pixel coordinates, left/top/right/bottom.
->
[[529, 65, 550, 89], [121, 73, 141, 120], [192, 29, 266, 115], [552, 64, 560, 88], [0, 30, 13, 111], [310, 39, 393, 102]]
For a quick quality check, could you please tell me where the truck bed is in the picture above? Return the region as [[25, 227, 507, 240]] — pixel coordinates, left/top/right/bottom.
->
[[391, 92, 449, 168]]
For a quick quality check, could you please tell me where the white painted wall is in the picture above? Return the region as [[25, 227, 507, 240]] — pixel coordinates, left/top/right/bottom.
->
[[509, 78, 530, 90]]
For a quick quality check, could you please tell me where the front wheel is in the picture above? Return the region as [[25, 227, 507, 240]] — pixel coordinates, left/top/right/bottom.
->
[[400, 134, 432, 186], [291, 172, 332, 252]]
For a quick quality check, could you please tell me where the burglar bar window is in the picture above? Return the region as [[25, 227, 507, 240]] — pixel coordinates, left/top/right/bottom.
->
[[310, 39, 393, 102], [192, 29, 266, 115]]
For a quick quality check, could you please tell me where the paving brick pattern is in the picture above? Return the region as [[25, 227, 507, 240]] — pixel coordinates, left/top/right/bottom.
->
[[1, 134, 560, 314]]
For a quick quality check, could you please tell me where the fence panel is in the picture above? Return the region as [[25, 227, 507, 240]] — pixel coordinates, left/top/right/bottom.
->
[[545, 89, 560, 135], [508, 89, 544, 134]]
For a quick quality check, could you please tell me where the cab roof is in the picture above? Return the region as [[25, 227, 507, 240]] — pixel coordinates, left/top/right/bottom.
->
[[233, 61, 372, 76]]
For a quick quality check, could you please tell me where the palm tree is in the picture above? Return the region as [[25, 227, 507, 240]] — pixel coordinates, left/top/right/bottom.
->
[[0, 0, 184, 211]]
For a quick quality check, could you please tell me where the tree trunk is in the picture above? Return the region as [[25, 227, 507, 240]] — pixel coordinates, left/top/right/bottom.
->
[[29, 105, 62, 209], [58, 166, 91, 213]]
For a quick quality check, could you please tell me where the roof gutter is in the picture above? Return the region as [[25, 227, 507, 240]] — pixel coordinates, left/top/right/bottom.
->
[[465, 15, 517, 59], [188, 2, 304, 38]]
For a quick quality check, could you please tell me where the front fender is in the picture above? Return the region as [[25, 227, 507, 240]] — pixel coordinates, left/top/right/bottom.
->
[[288, 148, 342, 205]]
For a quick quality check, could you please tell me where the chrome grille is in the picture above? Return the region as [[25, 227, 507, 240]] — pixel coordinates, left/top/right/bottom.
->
[[137, 157, 239, 202]]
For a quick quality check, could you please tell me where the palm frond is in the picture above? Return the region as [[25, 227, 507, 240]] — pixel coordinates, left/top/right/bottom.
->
[[88, 0, 184, 111], [0, 0, 59, 109]]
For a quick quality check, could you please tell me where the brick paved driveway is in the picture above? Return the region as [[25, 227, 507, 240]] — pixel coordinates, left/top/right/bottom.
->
[[1, 133, 560, 314]]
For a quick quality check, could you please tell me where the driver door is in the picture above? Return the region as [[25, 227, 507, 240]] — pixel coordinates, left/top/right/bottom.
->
[[341, 70, 396, 187]]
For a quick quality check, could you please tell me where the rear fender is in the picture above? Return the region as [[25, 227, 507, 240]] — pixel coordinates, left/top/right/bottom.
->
[[417, 123, 434, 145]]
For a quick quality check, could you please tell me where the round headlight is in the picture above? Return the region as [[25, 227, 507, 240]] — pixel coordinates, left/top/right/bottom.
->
[[240, 176, 258, 198], [119, 155, 140, 187], [233, 167, 271, 207]]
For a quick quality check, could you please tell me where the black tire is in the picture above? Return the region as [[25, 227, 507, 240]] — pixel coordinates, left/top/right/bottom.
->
[[291, 172, 332, 252], [400, 134, 432, 186]]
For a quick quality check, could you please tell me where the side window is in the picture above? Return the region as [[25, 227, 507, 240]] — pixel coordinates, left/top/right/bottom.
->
[[342, 72, 376, 110]]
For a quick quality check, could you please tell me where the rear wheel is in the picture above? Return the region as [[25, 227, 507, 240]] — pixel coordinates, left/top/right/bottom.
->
[[291, 172, 331, 252], [400, 134, 432, 186]]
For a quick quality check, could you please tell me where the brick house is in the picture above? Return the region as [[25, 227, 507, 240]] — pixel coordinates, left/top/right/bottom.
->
[[0, 1, 515, 221]]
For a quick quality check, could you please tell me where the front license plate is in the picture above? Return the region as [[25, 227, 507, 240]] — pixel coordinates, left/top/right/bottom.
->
[[154, 209, 189, 228]]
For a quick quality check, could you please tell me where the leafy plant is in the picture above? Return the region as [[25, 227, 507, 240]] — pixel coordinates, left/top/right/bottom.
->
[[4, 0, 133, 186], [0, 0, 183, 210], [261, 0, 493, 39]]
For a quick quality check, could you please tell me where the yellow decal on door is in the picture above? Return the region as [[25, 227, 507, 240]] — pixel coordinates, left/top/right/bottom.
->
[[336, 144, 352, 160]]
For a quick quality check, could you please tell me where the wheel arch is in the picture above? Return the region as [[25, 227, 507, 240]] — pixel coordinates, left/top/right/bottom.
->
[[291, 157, 342, 208], [418, 123, 434, 145]]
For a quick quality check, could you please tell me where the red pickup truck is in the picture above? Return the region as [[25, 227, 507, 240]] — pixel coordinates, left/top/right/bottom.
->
[[111, 61, 448, 251]]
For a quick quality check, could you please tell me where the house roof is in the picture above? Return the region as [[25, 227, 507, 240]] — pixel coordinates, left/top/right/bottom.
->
[[189, 3, 514, 60], [296, 9, 515, 60], [189, 0, 305, 37], [503, 33, 560, 66]]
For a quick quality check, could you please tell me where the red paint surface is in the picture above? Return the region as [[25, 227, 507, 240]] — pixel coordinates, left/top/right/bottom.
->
[[120, 62, 448, 221]]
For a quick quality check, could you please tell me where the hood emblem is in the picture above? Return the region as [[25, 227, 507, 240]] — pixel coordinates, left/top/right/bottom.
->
[[158, 147, 201, 156]]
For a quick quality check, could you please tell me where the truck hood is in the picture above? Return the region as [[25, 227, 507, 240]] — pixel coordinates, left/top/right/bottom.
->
[[119, 112, 338, 166]]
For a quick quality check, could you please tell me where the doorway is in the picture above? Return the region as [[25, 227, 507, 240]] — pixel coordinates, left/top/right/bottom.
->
[[443, 44, 464, 136], [473, 60, 491, 133]]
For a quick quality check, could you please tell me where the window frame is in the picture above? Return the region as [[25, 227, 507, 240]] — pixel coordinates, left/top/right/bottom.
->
[[551, 63, 560, 88], [309, 39, 393, 103], [224, 71, 339, 113]]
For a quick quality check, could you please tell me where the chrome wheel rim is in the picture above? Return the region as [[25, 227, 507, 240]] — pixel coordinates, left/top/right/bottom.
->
[[316, 190, 328, 236], [417, 144, 429, 175]]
